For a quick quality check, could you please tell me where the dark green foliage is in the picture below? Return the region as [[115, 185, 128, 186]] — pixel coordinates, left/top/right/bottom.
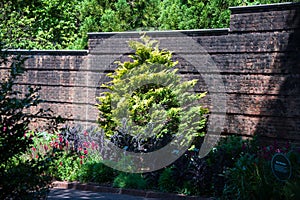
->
[[0, 53, 35, 165], [206, 136, 254, 196], [158, 0, 299, 30], [0, 0, 81, 49], [0, 156, 53, 199], [50, 152, 82, 182], [223, 141, 300, 200], [168, 152, 211, 195], [158, 167, 177, 192], [113, 172, 148, 189], [147, 136, 300, 198], [78, 161, 116, 184], [156, 136, 253, 196], [1, 0, 296, 49], [0, 49, 62, 199]]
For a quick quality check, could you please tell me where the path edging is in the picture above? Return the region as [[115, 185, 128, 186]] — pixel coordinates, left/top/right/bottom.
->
[[52, 181, 214, 200]]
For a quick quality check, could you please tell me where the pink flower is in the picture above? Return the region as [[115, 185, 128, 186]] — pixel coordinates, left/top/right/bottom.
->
[[53, 142, 59, 148], [84, 149, 88, 155], [59, 136, 63, 143], [3, 126, 7, 132], [32, 147, 36, 151], [84, 131, 88, 136], [91, 142, 98, 150], [80, 155, 85, 165], [83, 142, 89, 148]]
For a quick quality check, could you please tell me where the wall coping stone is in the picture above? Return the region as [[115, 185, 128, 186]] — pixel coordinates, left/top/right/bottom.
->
[[230, 2, 300, 14], [88, 28, 229, 38]]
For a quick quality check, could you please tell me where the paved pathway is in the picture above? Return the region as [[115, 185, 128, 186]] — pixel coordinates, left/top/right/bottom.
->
[[47, 188, 160, 200]]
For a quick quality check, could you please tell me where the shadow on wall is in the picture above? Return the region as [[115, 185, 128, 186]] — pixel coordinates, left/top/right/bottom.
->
[[255, 8, 300, 146]]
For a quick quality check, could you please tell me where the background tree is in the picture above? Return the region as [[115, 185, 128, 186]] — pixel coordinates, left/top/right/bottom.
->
[[0, 0, 80, 49], [100, 0, 134, 32], [0, 0, 297, 50]]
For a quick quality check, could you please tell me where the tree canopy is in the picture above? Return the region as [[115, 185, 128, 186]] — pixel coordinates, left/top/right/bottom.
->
[[0, 0, 296, 49]]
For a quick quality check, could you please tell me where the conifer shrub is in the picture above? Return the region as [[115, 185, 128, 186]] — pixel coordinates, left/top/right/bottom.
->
[[97, 34, 208, 154]]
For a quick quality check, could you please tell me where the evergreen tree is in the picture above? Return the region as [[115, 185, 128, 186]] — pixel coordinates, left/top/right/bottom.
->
[[97, 35, 208, 152]]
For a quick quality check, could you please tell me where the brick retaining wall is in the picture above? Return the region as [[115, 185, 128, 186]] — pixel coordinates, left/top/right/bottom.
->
[[2, 2, 300, 145]]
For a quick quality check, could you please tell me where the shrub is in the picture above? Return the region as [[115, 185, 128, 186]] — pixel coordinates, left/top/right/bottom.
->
[[1, 156, 53, 199], [170, 152, 211, 196], [44, 124, 116, 182], [161, 135, 253, 196], [113, 172, 148, 190], [78, 161, 116, 184], [0, 50, 62, 199], [47, 125, 102, 181], [204, 135, 255, 196], [158, 167, 177, 193], [223, 141, 300, 200], [97, 34, 208, 154], [51, 151, 82, 182]]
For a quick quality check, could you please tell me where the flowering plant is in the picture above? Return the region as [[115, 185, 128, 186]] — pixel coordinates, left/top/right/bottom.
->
[[223, 138, 300, 200]]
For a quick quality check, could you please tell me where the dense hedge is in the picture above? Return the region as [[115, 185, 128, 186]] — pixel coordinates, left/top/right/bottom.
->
[[0, 0, 296, 49]]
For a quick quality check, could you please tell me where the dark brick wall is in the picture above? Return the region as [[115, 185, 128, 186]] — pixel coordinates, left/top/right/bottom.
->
[[230, 2, 300, 32], [2, 2, 300, 145], [0, 50, 91, 125]]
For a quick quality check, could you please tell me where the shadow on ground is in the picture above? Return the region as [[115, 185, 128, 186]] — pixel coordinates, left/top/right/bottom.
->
[[47, 188, 160, 200]]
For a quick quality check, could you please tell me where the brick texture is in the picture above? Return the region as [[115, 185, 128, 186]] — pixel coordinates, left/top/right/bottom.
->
[[2, 3, 300, 146]]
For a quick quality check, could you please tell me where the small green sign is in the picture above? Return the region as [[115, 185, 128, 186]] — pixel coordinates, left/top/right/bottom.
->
[[271, 153, 292, 181]]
